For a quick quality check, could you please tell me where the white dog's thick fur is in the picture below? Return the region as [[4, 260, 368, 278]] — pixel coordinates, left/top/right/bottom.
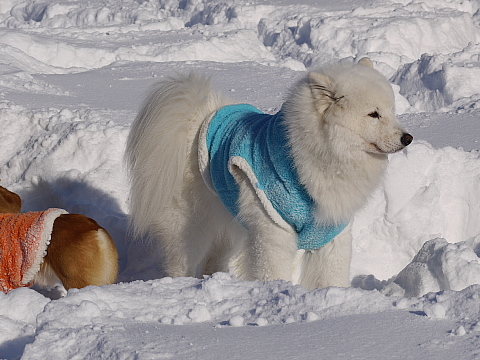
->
[[126, 59, 412, 289]]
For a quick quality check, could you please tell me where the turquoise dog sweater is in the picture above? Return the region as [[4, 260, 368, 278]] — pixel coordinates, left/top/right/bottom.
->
[[199, 104, 348, 250]]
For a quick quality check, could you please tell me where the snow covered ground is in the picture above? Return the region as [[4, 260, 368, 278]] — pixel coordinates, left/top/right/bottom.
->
[[1, 0, 480, 358]]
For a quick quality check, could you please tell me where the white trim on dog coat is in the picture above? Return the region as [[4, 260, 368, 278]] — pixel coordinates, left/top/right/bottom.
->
[[0, 208, 68, 293]]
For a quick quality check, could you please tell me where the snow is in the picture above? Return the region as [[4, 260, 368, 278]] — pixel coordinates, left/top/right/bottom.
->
[[1, 0, 480, 358]]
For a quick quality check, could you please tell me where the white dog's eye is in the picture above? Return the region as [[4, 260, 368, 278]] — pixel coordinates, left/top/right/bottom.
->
[[368, 111, 380, 118]]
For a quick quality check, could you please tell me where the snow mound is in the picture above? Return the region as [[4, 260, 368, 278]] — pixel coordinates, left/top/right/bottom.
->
[[393, 43, 480, 112], [5, 0, 177, 28], [1, 0, 480, 80], [0, 28, 276, 72], [0, 102, 129, 207], [258, 1, 480, 75], [384, 238, 480, 298], [396, 284, 480, 338], [352, 141, 480, 281], [36, 273, 393, 328], [3, 273, 394, 358]]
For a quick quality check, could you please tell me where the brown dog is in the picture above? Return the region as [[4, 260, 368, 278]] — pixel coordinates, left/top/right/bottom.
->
[[0, 186, 118, 293]]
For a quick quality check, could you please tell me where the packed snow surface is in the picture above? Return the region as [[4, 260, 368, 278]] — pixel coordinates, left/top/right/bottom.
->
[[1, 0, 480, 359]]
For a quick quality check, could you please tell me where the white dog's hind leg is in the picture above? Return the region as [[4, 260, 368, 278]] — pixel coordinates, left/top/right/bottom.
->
[[299, 225, 352, 289], [157, 197, 241, 278], [148, 207, 209, 278], [155, 214, 219, 278], [151, 222, 191, 278], [235, 171, 298, 282]]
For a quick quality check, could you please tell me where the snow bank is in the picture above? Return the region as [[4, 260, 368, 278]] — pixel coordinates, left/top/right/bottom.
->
[[393, 43, 480, 112], [36, 273, 394, 328], [2, 0, 480, 112], [0, 288, 49, 356], [0, 28, 276, 72], [2, 273, 480, 358], [352, 141, 480, 281], [1, 0, 479, 84], [6, 0, 176, 28], [1, 273, 396, 358], [0, 102, 129, 209], [383, 238, 480, 298], [258, 1, 480, 76]]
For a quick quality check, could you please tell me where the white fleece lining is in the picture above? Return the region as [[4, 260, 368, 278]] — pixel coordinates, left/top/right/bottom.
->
[[22, 209, 68, 285], [228, 156, 294, 233]]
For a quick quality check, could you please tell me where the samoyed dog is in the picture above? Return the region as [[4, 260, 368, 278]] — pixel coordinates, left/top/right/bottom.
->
[[126, 58, 412, 289]]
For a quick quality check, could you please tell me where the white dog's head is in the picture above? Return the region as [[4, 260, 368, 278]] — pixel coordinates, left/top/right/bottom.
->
[[283, 59, 412, 223], [295, 58, 412, 156]]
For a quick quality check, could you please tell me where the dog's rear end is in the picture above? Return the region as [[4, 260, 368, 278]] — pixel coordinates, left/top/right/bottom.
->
[[38, 214, 118, 290], [0, 186, 118, 293], [126, 72, 237, 277], [0, 186, 21, 213]]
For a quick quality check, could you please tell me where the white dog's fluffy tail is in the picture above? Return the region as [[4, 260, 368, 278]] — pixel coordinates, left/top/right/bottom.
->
[[126, 72, 228, 240]]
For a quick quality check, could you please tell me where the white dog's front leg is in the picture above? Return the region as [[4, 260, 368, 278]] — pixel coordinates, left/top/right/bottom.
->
[[235, 172, 298, 283], [299, 225, 352, 289]]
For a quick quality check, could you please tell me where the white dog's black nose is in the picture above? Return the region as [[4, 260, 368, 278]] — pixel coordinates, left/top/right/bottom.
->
[[401, 133, 413, 146]]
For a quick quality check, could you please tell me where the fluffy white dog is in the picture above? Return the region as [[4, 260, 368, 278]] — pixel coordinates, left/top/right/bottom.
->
[[126, 58, 412, 289]]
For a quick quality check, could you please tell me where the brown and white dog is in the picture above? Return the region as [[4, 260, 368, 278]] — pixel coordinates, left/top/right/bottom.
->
[[0, 185, 118, 294]]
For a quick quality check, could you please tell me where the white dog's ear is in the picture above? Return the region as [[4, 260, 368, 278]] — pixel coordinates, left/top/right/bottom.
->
[[358, 57, 373, 68], [309, 72, 341, 113]]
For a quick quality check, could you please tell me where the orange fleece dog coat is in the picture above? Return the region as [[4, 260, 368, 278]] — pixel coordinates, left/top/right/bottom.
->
[[0, 209, 67, 293]]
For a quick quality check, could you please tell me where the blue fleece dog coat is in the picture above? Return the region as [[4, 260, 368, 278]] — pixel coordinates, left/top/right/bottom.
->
[[199, 104, 347, 250]]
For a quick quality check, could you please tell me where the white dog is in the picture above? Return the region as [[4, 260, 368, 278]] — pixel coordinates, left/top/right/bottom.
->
[[126, 58, 412, 289]]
